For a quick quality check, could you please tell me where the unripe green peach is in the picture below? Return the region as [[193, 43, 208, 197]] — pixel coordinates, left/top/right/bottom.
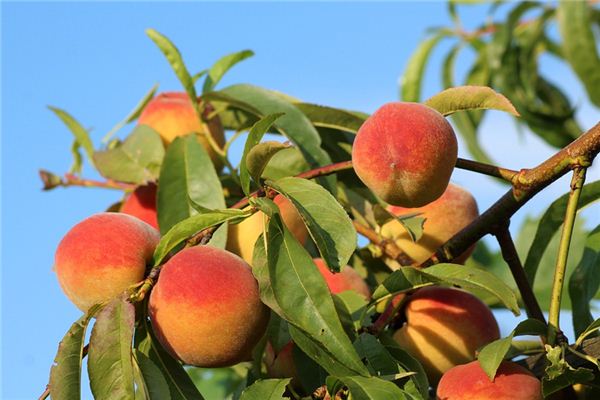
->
[[381, 183, 479, 265], [149, 246, 270, 367], [313, 258, 371, 300], [227, 195, 309, 264], [120, 183, 158, 230], [54, 213, 160, 311], [138, 92, 225, 166], [352, 102, 457, 207], [393, 286, 499, 383], [437, 360, 542, 400]]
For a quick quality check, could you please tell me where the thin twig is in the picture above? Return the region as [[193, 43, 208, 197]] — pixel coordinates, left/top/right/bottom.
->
[[352, 221, 415, 266], [39, 170, 136, 191], [455, 158, 518, 182]]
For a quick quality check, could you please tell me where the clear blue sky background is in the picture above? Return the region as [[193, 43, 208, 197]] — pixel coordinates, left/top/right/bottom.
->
[[2, 2, 599, 399]]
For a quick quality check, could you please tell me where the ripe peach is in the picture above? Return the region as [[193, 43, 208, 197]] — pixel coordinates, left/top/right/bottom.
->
[[120, 183, 158, 230], [54, 213, 160, 311], [313, 258, 371, 300], [381, 183, 479, 265], [437, 360, 542, 400], [226, 195, 309, 264], [352, 102, 457, 207], [138, 92, 225, 166], [393, 286, 499, 383], [149, 246, 270, 367]]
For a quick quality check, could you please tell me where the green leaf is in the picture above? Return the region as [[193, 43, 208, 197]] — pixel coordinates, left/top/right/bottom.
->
[[48, 106, 95, 167], [93, 125, 164, 184], [259, 213, 369, 377], [424, 86, 519, 117], [157, 135, 225, 241], [239, 113, 285, 195], [136, 319, 204, 400], [524, 180, 600, 284], [334, 291, 369, 332], [327, 376, 408, 400], [153, 209, 250, 265], [542, 345, 595, 397], [246, 142, 289, 188], [294, 103, 367, 133], [49, 307, 99, 400], [102, 83, 159, 143], [401, 33, 445, 102], [261, 147, 309, 180], [133, 350, 172, 400], [238, 378, 290, 400], [557, 1, 600, 107], [570, 225, 600, 338], [477, 319, 546, 380], [146, 29, 197, 113], [204, 84, 334, 190], [88, 297, 136, 400], [379, 333, 429, 399], [202, 49, 254, 94], [270, 176, 357, 272], [576, 318, 600, 347], [372, 264, 519, 315]]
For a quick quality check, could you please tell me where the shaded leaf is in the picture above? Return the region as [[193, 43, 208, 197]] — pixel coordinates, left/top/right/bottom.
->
[[570, 225, 600, 338], [49, 307, 100, 400], [133, 350, 171, 400], [524, 180, 600, 284], [239, 113, 285, 195], [246, 141, 289, 188], [327, 375, 408, 400], [103, 83, 159, 143], [379, 333, 429, 399], [157, 135, 225, 244], [94, 125, 164, 184], [48, 106, 95, 167], [401, 33, 445, 102], [238, 378, 290, 400], [542, 345, 595, 397], [576, 317, 600, 347], [558, 1, 600, 107], [202, 49, 254, 94], [270, 176, 357, 272], [88, 297, 136, 400], [424, 86, 519, 117]]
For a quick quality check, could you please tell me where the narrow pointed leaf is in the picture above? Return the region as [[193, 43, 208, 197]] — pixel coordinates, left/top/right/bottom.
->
[[401, 33, 445, 102], [327, 376, 408, 400], [94, 125, 164, 184], [246, 141, 289, 189], [576, 318, 600, 347], [133, 350, 172, 400], [48, 106, 95, 166], [88, 297, 136, 400], [424, 86, 519, 117], [157, 135, 225, 245], [294, 103, 367, 133], [271, 176, 356, 272], [239, 378, 290, 400], [202, 49, 254, 94], [49, 308, 99, 400]]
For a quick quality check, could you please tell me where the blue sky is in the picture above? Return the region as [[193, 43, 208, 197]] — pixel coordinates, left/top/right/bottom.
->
[[2, 2, 599, 399]]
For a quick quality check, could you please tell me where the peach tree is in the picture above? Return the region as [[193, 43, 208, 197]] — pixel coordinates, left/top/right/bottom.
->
[[39, 2, 600, 399]]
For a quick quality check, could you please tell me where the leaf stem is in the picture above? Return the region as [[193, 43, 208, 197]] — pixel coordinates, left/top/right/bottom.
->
[[494, 224, 546, 327], [547, 167, 587, 345]]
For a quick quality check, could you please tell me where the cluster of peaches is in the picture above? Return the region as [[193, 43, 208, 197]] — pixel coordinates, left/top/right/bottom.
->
[[53, 93, 541, 399]]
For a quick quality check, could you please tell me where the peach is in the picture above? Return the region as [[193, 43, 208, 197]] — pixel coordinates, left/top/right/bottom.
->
[[352, 102, 457, 207], [393, 286, 499, 383], [54, 213, 160, 311], [120, 183, 158, 230], [264, 342, 298, 381], [226, 195, 309, 264], [313, 258, 371, 300], [138, 92, 225, 166], [149, 246, 270, 367], [437, 360, 542, 400], [381, 183, 479, 265]]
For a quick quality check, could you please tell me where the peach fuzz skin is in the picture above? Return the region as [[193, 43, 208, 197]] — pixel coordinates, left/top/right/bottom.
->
[[227, 195, 309, 264], [393, 286, 499, 384], [351, 102, 457, 207], [437, 361, 542, 400], [54, 213, 160, 311], [120, 183, 158, 230], [313, 258, 371, 300], [381, 183, 479, 265], [149, 246, 270, 367], [138, 92, 225, 167]]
